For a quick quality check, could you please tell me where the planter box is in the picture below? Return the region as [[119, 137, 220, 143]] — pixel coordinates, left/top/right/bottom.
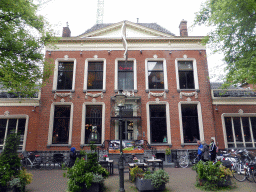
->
[[136, 178, 165, 191], [81, 182, 101, 192]]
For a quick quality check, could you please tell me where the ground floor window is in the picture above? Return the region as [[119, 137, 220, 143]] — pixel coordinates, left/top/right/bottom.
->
[[85, 105, 102, 144], [181, 104, 200, 143], [52, 105, 71, 144], [224, 116, 256, 148], [0, 118, 26, 150], [150, 105, 167, 143]]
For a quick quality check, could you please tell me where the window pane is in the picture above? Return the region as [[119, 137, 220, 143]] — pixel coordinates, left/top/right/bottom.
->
[[150, 105, 167, 143], [0, 119, 7, 145], [225, 117, 233, 142], [242, 117, 251, 142], [52, 106, 70, 144], [88, 62, 103, 71], [181, 104, 199, 143], [148, 61, 163, 71], [87, 72, 103, 89], [148, 71, 164, 89], [178, 61, 195, 89], [58, 62, 73, 71], [18, 119, 26, 146], [251, 117, 256, 142], [178, 61, 193, 71], [187, 72, 195, 89], [7, 119, 17, 136], [118, 61, 133, 71], [118, 72, 134, 90], [233, 117, 243, 142], [57, 62, 73, 90], [85, 105, 102, 144]]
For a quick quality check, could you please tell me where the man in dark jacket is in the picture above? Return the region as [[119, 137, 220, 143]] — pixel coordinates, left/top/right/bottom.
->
[[209, 139, 217, 161]]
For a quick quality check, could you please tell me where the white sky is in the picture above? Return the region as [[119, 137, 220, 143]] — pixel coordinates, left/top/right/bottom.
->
[[37, 0, 226, 82]]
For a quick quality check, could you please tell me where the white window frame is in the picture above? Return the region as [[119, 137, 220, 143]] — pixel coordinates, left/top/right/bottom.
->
[[146, 101, 171, 145], [115, 58, 137, 92], [145, 58, 168, 92], [178, 101, 204, 145], [81, 102, 105, 145], [175, 58, 199, 91], [83, 58, 106, 92], [0, 115, 29, 151], [47, 102, 74, 146], [222, 113, 256, 148], [52, 58, 77, 92]]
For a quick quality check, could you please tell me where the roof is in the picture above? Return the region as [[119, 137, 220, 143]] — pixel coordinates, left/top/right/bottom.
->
[[79, 22, 176, 37], [210, 82, 241, 90]]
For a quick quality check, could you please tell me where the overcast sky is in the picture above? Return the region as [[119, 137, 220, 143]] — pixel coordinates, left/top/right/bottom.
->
[[37, 0, 226, 82]]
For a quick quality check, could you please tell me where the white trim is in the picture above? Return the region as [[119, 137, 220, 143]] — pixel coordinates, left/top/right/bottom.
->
[[146, 101, 171, 144], [115, 58, 137, 91], [47, 102, 73, 145], [221, 113, 256, 148], [52, 58, 77, 92], [145, 58, 168, 91], [83, 58, 106, 91], [175, 58, 199, 90], [81, 102, 105, 145], [178, 101, 204, 144], [0, 115, 29, 151]]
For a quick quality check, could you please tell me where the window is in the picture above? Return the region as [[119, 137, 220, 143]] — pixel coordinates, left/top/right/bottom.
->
[[84, 105, 102, 144], [52, 58, 76, 92], [148, 61, 164, 89], [224, 116, 256, 148], [178, 61, 194, 89], [181, 104, 200, 143], [149, 105, 167, 143], [87, 62, 103, 90], [0, 118, 27, 151], [57, 62, 74, 90], [52, 105, 71, 144], [118, 61, 134, 90]]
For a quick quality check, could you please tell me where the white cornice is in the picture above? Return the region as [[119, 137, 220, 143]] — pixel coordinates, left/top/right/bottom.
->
[[212, 98, 256, 105]]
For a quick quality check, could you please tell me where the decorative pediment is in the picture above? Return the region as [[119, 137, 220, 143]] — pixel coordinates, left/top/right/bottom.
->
[[180, 92, 198, 99], [148, 91, 166, 99]]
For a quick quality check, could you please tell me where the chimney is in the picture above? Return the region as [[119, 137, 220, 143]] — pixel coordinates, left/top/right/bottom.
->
[[179, 20, 188, 36], [62, 22, 71, 37]]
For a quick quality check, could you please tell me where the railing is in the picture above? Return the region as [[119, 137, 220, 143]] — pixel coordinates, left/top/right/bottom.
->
[[212, 89, 256, 98]]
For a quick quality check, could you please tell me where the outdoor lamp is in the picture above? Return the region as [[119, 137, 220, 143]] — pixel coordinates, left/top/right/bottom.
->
[[115, 92, 126, 108]]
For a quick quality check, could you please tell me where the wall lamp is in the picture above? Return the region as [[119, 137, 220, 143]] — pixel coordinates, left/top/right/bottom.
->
[[215, 105, 218, 112], [32, 106, 37, 112], [169, 51, 172, 55], [199, 51, 202, 54], [48, 51, 51, 56], [80, 51, 83, 55], [108, 50, 111, 55], [140, 50, 142, 54]]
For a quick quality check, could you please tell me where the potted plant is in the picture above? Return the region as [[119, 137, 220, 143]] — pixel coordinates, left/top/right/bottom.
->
[[165, 148, 172, 163], [135, 169, 169, 191], [192, 161, 233, 191], [103, 155, 108, 161], [64, 144, 109, 192]]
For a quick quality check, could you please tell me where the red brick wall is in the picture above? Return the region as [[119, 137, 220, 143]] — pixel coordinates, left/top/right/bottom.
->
[[35, 49, 216, 151]]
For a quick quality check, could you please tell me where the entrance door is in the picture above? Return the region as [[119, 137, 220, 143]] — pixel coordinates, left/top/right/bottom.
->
[[121, 121, 133, 140]]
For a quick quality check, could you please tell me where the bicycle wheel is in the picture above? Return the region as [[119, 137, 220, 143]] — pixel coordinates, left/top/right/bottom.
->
[[233, 164, 246, 182], [246, 169, 254, 182], [252, 168, 256, 183], [45, 160, 54, 170], [179, 156, 189, 168]]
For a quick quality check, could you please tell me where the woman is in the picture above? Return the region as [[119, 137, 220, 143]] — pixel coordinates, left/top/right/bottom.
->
[[202, 140, 209, 162]]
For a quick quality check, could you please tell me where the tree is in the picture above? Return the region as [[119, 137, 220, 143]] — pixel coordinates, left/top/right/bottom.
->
[[0, 0, 57, 97], [194, 0, 256, 87]]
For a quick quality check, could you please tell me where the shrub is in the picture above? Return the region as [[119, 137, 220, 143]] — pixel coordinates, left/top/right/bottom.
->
[[192, 161, 233, 191], [165, 148, 171, 156], [144, 169, 169, 189]]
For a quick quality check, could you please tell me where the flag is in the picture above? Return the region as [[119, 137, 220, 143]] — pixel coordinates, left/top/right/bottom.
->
[[121, 21, 127, 59]]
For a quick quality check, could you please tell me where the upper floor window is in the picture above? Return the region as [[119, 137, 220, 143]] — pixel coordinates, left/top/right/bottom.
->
[[178, 61, 194, 89], [118, 61, 134, 90], [87, 62, 103, 90], [52, 58, 76, 92], [148, 61, 164, 89], [57, 62, 74, 90]]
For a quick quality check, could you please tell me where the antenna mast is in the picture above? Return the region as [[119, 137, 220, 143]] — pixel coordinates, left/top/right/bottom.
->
[[96, 0, 104, 24]]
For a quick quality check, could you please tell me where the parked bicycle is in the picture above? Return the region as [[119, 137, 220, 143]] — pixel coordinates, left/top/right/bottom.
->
[[179, 150, 199, 168], [21, 151, 44, 169]]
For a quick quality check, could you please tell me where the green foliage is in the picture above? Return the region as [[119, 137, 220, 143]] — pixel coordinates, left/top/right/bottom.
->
[[88, 141, 97, 151], [129, 166, 144, 182], [0, 0, 58, 97], [165, 148, 171, 156], [192, 161, 233, 191], [144, 169, 169, 189], [194, 0, 256, 87], [123, 146, 134, 151], [64, 151, 109, 192]]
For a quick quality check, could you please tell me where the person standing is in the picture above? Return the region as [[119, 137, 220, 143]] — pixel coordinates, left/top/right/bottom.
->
[[197, 140, 203, 161], [202, 140, 209, 162], [209, 139, 217, 161]]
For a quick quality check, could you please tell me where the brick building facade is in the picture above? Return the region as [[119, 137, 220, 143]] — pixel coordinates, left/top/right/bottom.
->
[[0, 20, 255, 156]]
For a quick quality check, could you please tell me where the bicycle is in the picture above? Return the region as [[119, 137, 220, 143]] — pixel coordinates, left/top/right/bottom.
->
[[178, 150, 199, 168], [21, 152, 44, 169]]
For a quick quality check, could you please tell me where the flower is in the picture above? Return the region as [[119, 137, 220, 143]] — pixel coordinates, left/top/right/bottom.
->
[[103, 155, 108, 158], [152, 155, 155, 158]]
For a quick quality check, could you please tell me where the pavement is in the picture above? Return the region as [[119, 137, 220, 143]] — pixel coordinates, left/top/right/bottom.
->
[[26, 166, 256, 192]]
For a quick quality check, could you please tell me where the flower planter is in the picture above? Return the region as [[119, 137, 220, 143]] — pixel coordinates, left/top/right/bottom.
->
[[217, 176, 231, 187], [136, 178, 165, 191], [81, 182, 100, 192], [166, 154, 172, 163]]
